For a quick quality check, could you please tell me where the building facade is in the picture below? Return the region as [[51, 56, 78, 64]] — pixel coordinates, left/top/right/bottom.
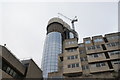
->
[[45, 18, 120, 78], [0, 45, 43, 80], [41, 17, 78, 78]]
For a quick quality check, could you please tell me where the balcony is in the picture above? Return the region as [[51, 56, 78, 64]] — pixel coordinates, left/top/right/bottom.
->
[[89, 62, 114, 73]]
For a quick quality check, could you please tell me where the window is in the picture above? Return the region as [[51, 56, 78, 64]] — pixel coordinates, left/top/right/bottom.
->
[[69, 32, 74, 39], [86, 45, 101, 50], [9, 69, 14, 75], [101, 63, 106, 66], [68, 63, 79, 68], [87, 47, 91, 50], [67, 56, 70, 60], [79, 44, 84, 47], [115, 42, 120, 45], [67, 48, 77, 52], [71, 56, 74, 59], [106, 44, 111, 47], [80, 50, 84, 54], [94, 38, 103, 43], [3, 64, 7, 71], [66, 41, 77, 45], [75, 55, 78, 59], [94, 54, 98, 57], [2, 60, 23, 78], [107, 42, 120, 47], [85, 40, 91, 44], [91, 64, 96, 67], [80, 57, 87, 61], [88, 53, 103, 58], [6, 67, 10, 73], [68, 65, 71, 68], [111, 43, 116, 46], [13, 72, 17, 77], [91, 46, 95, 49], [67, 55, 78, 60], [109, 51, 120, 55], [107, 36, 120, 40], [88, 54, 93, 58], [82, 65, 89, 70], [72, 64, 75, 68], [95, 62, 106, 67], [76, 63, 79, 67], [112, 60, 120, 64], [96, 63, 101, 67], [96, 45, 101, 48]]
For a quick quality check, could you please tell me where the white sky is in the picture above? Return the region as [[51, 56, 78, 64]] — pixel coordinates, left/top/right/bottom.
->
[[0, 0, 119, 68]]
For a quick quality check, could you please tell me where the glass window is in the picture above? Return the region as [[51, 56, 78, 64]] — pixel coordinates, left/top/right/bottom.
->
[[86, 65, 89, 69], [111, 43, 116, 46], [94, 54, 98, 58], [107, 43, 111, 47], [67, 48, 77, 52], [9, 69, 14, 75], [68, 63, 79, 68], [101, 63, 106, 66], [91, 46, 95, 49], [94, 38, 103, 42], [68, 65, 71, 68], [2, 64, 7, 71], [41, 32, 62, 77], [91, 64, 96, 67], [87, 45, 101, 50], [67, 56, 70, 60], [13, 72, 17, 77], [67, 55, 78, 60], [87, 47, 91, 50], [6, 67, 11, 73], [96, 63, 101, 67], [79, 44, 84, 47], [76, 63, 79, 67], [85, 40, 91, 44], [75, 55, 78, 59], [107, 36, 120, 40], [82, 65, 89, 70], [107, 42, 120, 47], [80, 50, 84, 54], [95, 62, 106, 67], [96, 45, 101, 48], [69, 32, 74, 39], [82, 65, 85, 70], [88, 55, 93, 58], [72, 64, 75, 68], [109, 51, 120, 55], [71, 56, 74, 59], [81, 57, 87, 61]]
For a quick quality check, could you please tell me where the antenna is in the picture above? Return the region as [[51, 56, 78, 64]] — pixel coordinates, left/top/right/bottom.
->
[[58, 13, 78, 30]]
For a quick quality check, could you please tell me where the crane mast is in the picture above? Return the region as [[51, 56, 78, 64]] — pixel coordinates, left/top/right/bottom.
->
[[58, 13, 78, 30]]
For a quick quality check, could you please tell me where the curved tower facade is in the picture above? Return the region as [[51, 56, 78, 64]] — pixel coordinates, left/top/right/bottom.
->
[[41, 17, 78, 78]]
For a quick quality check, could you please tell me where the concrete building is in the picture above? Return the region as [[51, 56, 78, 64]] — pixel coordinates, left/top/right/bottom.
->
[[42, 17, 120, 78], [0, 45, 43, 80]]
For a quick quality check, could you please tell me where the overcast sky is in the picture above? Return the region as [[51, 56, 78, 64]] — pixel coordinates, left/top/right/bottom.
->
[[0, 0, 119, 68]]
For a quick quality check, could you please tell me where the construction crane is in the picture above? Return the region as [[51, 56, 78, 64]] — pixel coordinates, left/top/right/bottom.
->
[[58, 13, 78, 30]]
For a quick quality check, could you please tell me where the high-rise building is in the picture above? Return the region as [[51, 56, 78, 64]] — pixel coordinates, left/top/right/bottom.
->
[[41, 17, 78, 78], [42, 17, 120, 78]]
